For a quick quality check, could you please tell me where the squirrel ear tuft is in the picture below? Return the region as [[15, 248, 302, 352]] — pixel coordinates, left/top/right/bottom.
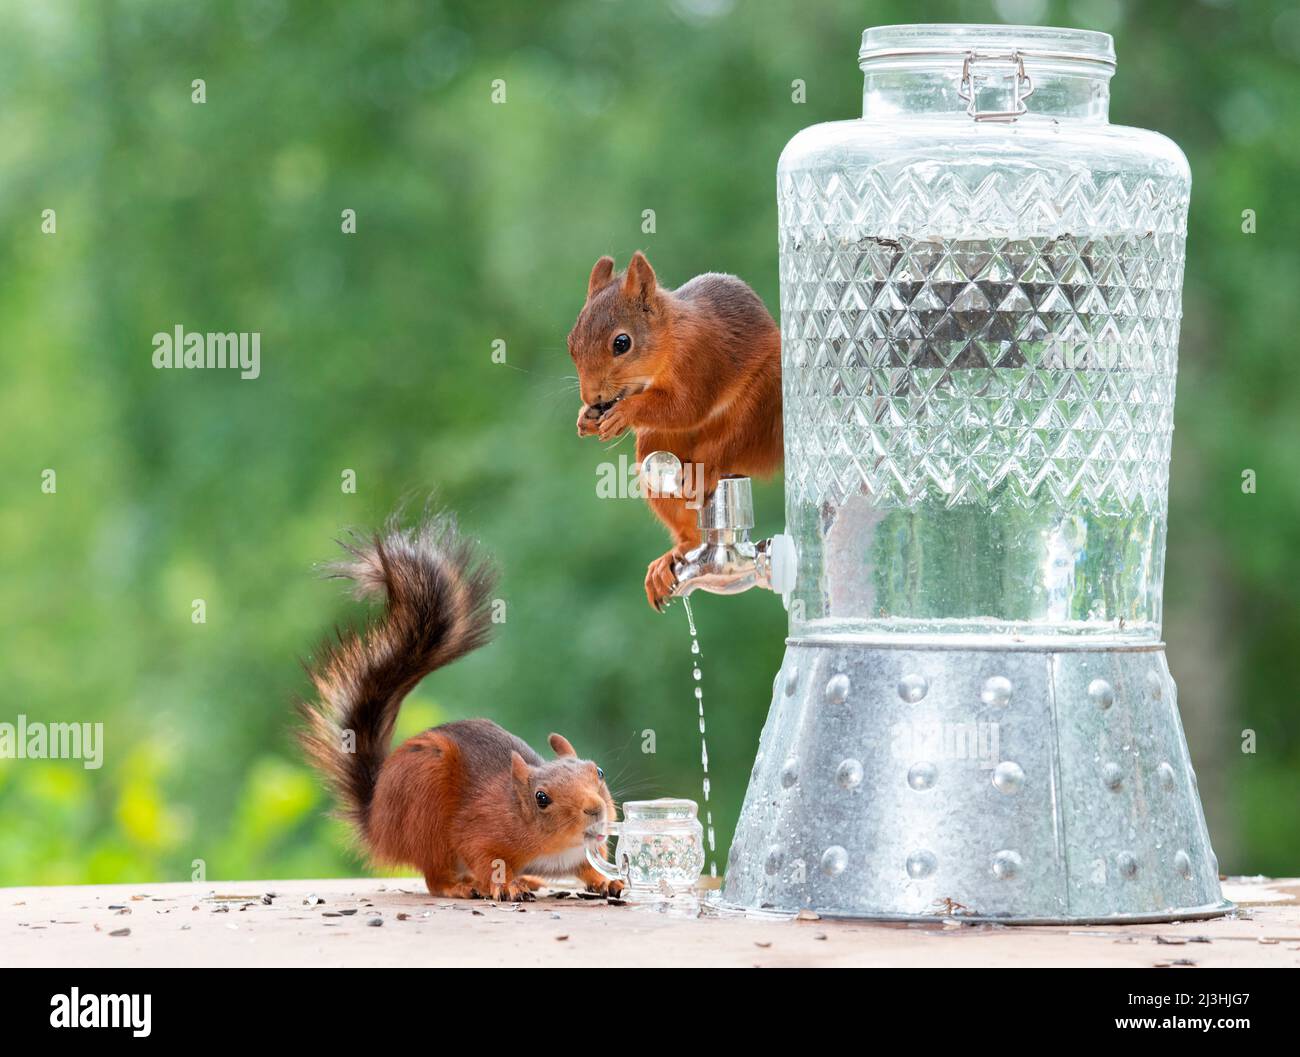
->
[[622, 250, 656, 303], [548, 733, 577, 758], [510, 751, 531, 785], [587, 255, 615, 299]]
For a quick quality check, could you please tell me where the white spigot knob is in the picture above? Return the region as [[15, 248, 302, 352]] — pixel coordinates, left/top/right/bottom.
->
[[768, 532, 797, 597], [640, 451, 683, 497]]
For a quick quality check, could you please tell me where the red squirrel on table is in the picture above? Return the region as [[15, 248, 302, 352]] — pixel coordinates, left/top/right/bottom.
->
[[568, 251, 783, 609], [299, 513, 622, 901]]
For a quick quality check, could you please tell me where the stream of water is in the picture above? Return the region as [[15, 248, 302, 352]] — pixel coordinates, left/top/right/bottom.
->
[[682, 597, 717, 878]]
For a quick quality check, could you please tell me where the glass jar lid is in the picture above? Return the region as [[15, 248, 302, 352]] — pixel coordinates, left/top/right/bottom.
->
[[622, 798, 698, 820], [859, 23, 1115, 71]]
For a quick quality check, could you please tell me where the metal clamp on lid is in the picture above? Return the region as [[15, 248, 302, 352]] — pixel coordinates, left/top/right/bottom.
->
[[957, 49, 1035, 123]]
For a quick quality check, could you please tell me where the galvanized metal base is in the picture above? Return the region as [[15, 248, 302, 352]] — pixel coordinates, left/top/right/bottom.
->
[[722, 637, 1231, 923]]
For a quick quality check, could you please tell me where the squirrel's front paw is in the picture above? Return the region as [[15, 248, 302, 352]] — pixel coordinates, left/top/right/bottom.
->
[[585, 877, 626, 898], [645, 549, 680, 611], [596, 401, 631, 441], [576, 404, 601, 437], [490, 879, 537, 903]]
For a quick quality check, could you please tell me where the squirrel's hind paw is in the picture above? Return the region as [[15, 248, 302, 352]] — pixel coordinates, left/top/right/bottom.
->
[[645, 550, 679, 611]]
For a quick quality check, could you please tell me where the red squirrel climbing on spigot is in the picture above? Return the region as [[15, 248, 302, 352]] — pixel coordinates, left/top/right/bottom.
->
[[568, 251, 783, 610]]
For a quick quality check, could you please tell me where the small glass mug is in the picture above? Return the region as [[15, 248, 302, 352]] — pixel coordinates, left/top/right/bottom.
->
[[585, 798, 705, 894]]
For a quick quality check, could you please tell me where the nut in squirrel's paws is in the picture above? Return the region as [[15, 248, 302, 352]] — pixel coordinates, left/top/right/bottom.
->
[[645, 549, 680, 611], [576, 403, 601, 437], [596, 400, 632, 441]]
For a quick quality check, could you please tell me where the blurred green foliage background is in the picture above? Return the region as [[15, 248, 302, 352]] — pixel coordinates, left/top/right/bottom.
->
[[1, 0, 1297, 886]]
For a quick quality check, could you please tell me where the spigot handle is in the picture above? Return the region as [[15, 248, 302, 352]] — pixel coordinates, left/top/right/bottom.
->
[[640, 451, 684, 498]]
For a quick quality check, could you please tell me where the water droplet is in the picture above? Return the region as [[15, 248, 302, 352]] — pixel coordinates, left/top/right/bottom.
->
[[1102, 762, 1123, 791], [836, 758, 864, 789], [764, 846, 784, 876], [992, 849, 1022, 880], [1117, 851, 1138, 879], [980, 675, 1012, 708], [824, 673, 850, 705], [992, 760, 1025, 795], [692, 667, 701, 681], [1157, 761, 1176, 790], [1088, 678, 1114, 710], [694, 687, 702, 700], [906, 850, 937, 879], [898, 673, 929, 703], [780, 758, 799, 788], [820, 845, 848, 877], [1174, 850, 1192, 878], [691, 639, 700, 654], [907, 761, 937, 791]]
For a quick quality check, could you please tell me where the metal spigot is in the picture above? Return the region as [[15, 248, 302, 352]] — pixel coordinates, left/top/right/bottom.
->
[[666, 475, 796, 601]]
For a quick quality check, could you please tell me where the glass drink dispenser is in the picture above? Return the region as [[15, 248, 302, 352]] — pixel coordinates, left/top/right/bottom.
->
[[721, 24, 1228, 921]]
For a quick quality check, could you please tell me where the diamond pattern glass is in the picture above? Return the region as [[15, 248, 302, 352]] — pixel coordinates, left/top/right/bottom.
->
[[780, 169, 1187, 519], [778, 152, 1190, 636]]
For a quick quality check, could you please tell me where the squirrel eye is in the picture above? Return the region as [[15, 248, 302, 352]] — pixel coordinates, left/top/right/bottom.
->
[[612, 333, 632, 355], [535, 790, 551, 808], [597, 767, 604, 781]]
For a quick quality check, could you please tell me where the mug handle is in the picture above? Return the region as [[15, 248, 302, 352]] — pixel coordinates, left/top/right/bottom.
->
[[584, 820, 624, 883]]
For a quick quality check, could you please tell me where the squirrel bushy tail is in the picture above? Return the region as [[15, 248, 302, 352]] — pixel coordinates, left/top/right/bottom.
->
[[298, 511, 497, 838]]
